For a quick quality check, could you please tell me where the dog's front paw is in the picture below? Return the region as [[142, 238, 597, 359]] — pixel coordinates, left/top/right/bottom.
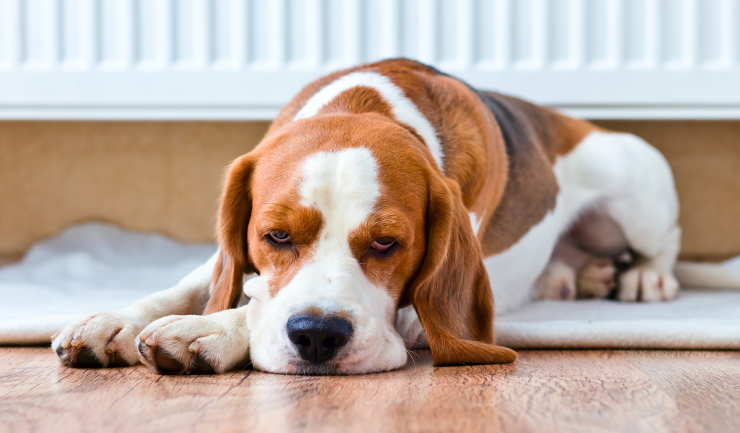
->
[[618, 267, 680, 302], [136, 308, 250, 375], [52, 312, 146, 368]]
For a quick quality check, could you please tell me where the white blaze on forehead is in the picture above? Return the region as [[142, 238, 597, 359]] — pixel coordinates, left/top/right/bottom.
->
[[299, 147, 380, 240], [294, 71, 444, 171]]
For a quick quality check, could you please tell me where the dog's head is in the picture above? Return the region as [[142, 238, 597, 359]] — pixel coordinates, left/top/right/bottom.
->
[[205, 114, 516, 374]]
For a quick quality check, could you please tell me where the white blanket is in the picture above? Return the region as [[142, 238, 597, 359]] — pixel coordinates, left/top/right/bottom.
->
[[1, 223, 739, 349], [0, 224, 215, 344]]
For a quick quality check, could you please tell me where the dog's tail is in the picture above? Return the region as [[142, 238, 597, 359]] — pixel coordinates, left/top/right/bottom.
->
[[675, 261, 740, 289]]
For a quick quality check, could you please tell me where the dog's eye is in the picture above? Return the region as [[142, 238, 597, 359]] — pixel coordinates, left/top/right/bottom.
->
[[371, 238, 396, 254], [267, 231, 292, 245]]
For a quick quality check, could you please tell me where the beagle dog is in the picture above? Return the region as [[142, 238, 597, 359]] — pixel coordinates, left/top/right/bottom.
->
[[52, 59, 684, 375]]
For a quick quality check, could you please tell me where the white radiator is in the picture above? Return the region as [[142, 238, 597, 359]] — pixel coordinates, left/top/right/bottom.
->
[[0, 0, 738, 120]]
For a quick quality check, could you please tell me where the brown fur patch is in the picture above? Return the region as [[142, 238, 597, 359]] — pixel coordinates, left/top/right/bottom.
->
[[301, 306, 324, 317], [420, 74, 510, 245], [205, 154, 258, 314], [476, 92, 599, 255], [315, 87, 393, 118]]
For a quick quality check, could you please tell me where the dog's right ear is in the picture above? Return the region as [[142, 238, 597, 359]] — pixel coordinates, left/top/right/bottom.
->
[[409, 171, 516, 366], [204, 153, 257, 314]]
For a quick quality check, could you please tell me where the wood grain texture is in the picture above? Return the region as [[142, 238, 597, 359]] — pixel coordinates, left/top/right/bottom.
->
[[1, 348, 738, 433]]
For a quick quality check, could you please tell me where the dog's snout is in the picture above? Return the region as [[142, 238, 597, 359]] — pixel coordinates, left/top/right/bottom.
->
[[286, 314, 352, 364]]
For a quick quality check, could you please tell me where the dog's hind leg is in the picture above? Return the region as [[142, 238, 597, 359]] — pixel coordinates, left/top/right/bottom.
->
[[616, 227, 681, 302], [534, 238, 583, 301], [578, 132, 682, 302], [534, 233, 620, 301]]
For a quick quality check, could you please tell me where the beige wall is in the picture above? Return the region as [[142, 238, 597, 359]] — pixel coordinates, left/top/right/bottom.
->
[[0, 120, 738, 261], [0, 121, 270, 258]]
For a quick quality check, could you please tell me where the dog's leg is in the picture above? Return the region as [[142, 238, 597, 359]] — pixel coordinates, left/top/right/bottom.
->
[[617, 227, 681, 302], [536, 230, 624, 301], [591, 133, 682, 302], [52, 253, 219, 368], [534, 235, 607, 300], [540, 221, 678, 303], [577, 257, 619, 299], [535, 259, 578, 301], [541, 131, 682, 304], [136, 306, 250, 374]]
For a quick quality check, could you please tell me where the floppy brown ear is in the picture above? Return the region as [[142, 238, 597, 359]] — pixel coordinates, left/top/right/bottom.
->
[[410, 174, 516, 366], [204, 154, 257, 314]]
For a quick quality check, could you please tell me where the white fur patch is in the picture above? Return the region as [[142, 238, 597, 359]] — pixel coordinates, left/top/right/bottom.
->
[[294, 71, 445, 171], [469, 212, 483, 236], [486, 131, 681, 315], [485, 208, 562, 314], [300, 148, 380, 235]]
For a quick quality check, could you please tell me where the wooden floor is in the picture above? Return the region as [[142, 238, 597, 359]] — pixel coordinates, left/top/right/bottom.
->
[[1, 347, 739, 433]]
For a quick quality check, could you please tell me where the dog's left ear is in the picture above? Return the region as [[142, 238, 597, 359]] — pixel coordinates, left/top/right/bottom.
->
[[204, 153, 258, 314], [409, 172, 516, 366]]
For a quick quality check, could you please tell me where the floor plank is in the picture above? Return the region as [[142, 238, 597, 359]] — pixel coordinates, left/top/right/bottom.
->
[[625, 351, 740, 433], [1, 347, 738, 433]]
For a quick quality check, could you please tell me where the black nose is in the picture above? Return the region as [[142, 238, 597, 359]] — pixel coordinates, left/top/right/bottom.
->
[[286, 314, 353, 364]]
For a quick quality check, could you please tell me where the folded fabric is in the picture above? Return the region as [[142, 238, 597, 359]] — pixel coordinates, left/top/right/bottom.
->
[[0, 223, 215, 343]]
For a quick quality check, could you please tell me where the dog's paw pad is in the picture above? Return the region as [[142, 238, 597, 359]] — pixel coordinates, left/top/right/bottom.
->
[[55, 344, 103, 368], [191, 354, 217, 374]]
